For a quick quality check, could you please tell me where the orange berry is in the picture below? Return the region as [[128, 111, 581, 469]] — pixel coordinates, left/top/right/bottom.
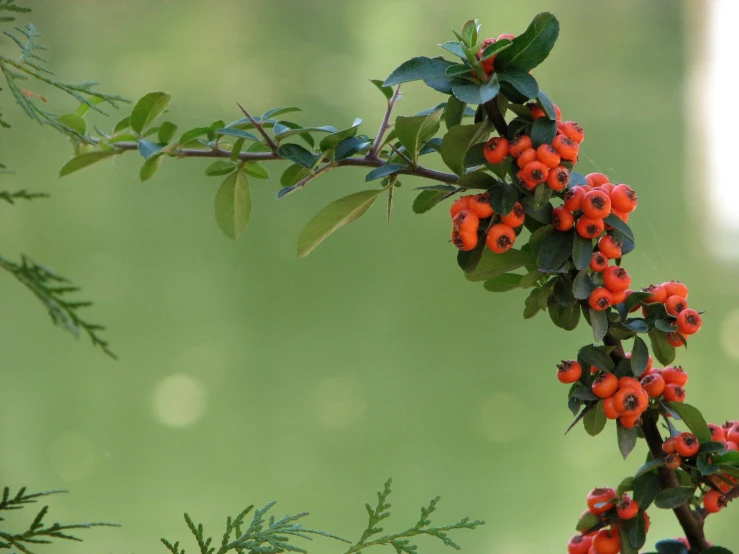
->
[[667, 332, 685, 347], [727, 424, 739, 444], [598, 235, 622, 259], [509, 134, 533, 157], [675, 432, 700, 457], [536, 144, 561, 168], [613, 386, 647, 417], [704, 490, 726, 514], [477, 38, 497, 74], [592, 371, 618, 398], [586, 173, 610, 188], [516, 169, 538, 191], [663, 437, 677, 454], [576, 216, 605, 239], [610, 184, 638, 213], [552, 135, 579, 161], [676, 309, 702, 335], [603, 266, 631, 292], [589, 287, 613, 312], [610, 289, 627, 305], [708, 424, 726, 443], [552, 206, 575, 231], [499, 202, 525, 227], [663, 383, 686, 403], [616, 495, 639, 520], [642, 284, 667, 304], [640, 373, 665, 398], [663, 280, 689, 299], [587, 487, 617, 515], [592, 528, 620, 554], [665, 295, 688, 317], [467, 193, 494, 218], [546, 166, 570, 191], [483, 136, 509, 164], [450, 196, 471, 218], [522, 160, 549, 185], [557, 360, 582, 384], [517, 147, 537, 169], [497, 33, 516, 41], [590, 252, 608, 272], [582, 190, 612, 219], [567, 534, 592, 554], [560, 121, 584, 144], [662, 366, 688, 386], [451, 209, 479, 251], [564, 186, 587, 211], [485, 223, 516, 254], [664, 453, 682, 470], [603, 396, 620, 419]]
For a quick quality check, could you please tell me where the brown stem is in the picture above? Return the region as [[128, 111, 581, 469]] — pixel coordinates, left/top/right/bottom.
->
[[483, 96, 508, 137], [602, 334, 710, 551], [370, 85, 401, 158], [236, 102, 279, 153]]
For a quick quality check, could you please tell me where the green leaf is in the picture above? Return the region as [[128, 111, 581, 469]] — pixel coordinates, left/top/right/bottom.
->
[[528, 225, 553, 255], [648, 329, 676, 366], [622, 319, 649, 334], [584, 400, 607, 436], [130, 92, 171, 134], [549, 303, 580, 330], [523, 289, 541, 319], [697, 454, 721, 475], [57, 113, 87, 136], [458, 170, 496, 190], [215, 128, 259, 141], [158, 121, 178, 144], [480, 39, 514, 60], [655, 539, 689, 554], [445, 96, 466, 130], [497, 68, 539, 100], [262, 106, 301, 120], [495, 13, 560, 72], [654, 486, 694, 509], [590, 308, 609, 342], [460, 19, 478, 47], [75, 95, 106, 117], [604, 213, 635, 242], [617, 423, 638, 459], [703, 548, 733, 554], [572, 235, 593, 271], [319, 119, 362, 151], [465, 248, 535, 282], [631, 337, 649, 376], [277, 143, 317, 168], [413, 190, 449, 214], [395, 109, 443, 164], [439, 41, 466, 59], [533, 181, 553, 210], [521, 195, 553, 224], [714, 451, 739, 464], [383, 56, 453, 87], [578, 345, 615, 371], [59, 151, 118, 177], [618, 476, 635, 495], [635, 458, 664, 478], [537, 230, 573, 272], [281, 164, 310, 188], [531, 117, 557, 147], [668, 403, 711, 444], [365, 163, 408, 182], [452, 74, 500, 105], [487, 180, 518, 215], [139, 155, 163, 182], [445, 63, 473, 77], [626, 515, 647, 550], [297, 189, 384, 258], [484, 273, 523, 292], [113, 115, 131, 134], [178, 126, 210, 146], [370, 79, 393, 101], [243, 162, 269, 179], [633, 471, 660, 511], [214, 170, 250, 239], [137, 139, 163, 159], [335, 137, 370, 161], [575, 510, 599, 533], [440, 121, 490, 176]]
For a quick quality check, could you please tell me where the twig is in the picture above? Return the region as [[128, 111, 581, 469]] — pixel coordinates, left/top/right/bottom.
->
[[370, 85, 401, 158], [483, 97, 508, 137], [387, 142, 413, 166], [236, 102, 279, 153]]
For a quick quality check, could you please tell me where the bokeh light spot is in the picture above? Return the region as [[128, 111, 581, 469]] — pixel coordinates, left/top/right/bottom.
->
[[152, 374, 206, 428], [313, 377, 366, 429]]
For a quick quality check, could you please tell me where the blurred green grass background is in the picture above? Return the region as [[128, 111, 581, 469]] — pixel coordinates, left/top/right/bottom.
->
[[1, 1, 738, 552]]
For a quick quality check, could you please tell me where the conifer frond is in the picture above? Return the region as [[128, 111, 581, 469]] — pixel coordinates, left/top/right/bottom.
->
[[0, 188, 48, 203], [0, 254, 115, 357]]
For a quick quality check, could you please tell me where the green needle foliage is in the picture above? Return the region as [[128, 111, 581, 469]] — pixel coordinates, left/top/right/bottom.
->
[[0, 486, 115, 552], [0, 254, 115, 357], [161, 479, 483, 554]]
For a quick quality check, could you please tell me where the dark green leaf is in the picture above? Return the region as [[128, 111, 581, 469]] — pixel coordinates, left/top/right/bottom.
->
[[521, 195, 552, 224], [635, 458, 664, 478], [578, 345, 615, 371], [618, 476, 635, 495], [464, 142, 486, 168], [523, 289, 541, 319], [320, 118, 362, 151], [531, 117, 556, 147], [395, 109, 443, 163], [604, 213, 635, 242], [703, 548, 733, 554], [625, 291, 651, 312], [277, 143, 317, 168], [383, 56, 453, 86], [137, 139, 162, 159], [497, 68, 539, 99], [571, 384, 598, 402], [714, 451, 739, 464], [59, 151, 118, 177], [633, 471, 660, 510], [654, 487, 694, 509], [130, 92, 171, 134], [460, 19, 478, 47], [520, 269, 543, 288], [627, 515, 647, 550], [696, 454, 721, 475], [549, 303, 580, 330], [281, 164, 310, 188], [487, 179, 518, 215], [655, 539, 689, 554], [648, 329, 676, 366], [465, 248, 535, 282], [458, 170, 496, 190], [700, 441, 728, 454], [668, 403, 711, 444], [618, 423, 638, 459], [445, 63, 473, 77], [457, 240, 485, 273], [413, 190, 448, 214], [178, 126, 210, 146], [214, 170, 250, 239], [623, 319, 649, 334], [572, 235, 593, 271], [273, 124, 335, 140], [591, 308, 609, 342], [654, 319, 677, 333], [528, 225, 553, 255], [480, 39, 514, 61], [483, 273, 523, 292], [297, 189, 384, 257], [370, 79, 394, 101], [445, 96, 466, 130], [536, 91, 556, 120], [575, 510, 600, 533], [452, 75, 501, 105], [335, 137, 370, 161], [495, 13, 560, 72], [569, 171, 588, 187], [205, 160, 236, 177], [139, 155, 163, 182], [631, 336, 649, 376], [439, 41, 466, 59], [440, 121, 490, 176], [262, 106, 301, 120], [553, 275, 576, 306], [536, 230, 573, 272], [533, 182, 553, 210], [584, 400, 607, 436], [423, 75, 469, 94], [366, 163, 408, 182]]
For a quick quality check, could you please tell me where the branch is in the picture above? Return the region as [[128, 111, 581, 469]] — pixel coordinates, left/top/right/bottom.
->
[[235, 102, 278, 153], [369, 85, 401, 159], [483, 96, 507, 137]]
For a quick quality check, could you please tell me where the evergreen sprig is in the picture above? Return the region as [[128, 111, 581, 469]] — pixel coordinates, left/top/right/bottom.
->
[[162, 501, 349, 554], [0, 0, 30, 24], [345, 478, 484, 554], [0, 486, 115, 553], [0, 188, 47, 203], [0, 254, 115, 357]]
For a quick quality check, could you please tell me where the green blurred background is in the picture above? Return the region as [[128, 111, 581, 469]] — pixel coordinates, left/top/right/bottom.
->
[[2, 1, 738, 551]]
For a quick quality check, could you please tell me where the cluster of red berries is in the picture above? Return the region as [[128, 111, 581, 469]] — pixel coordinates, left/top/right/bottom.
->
[[637, 281, 702, 345], [476, 34, 516, 75], [567, 487, 649, 554], [449, 194, 525, 253]]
